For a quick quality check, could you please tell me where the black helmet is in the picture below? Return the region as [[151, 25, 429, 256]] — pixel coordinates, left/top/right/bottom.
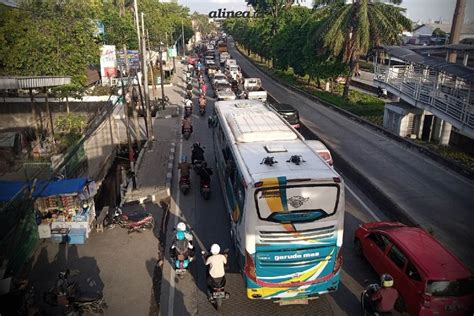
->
[[381, 274, 394, 288]]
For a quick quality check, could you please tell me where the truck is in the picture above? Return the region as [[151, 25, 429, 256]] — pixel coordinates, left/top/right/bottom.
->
[[243, 78, 267, 102]]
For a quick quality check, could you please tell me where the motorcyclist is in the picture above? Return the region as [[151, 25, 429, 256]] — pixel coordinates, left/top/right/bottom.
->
[[205, 243, 227, 295], [201, 83, 208, 96], [198, 161, 213, 185], [186, 83, 193, 98], [178, 155, 192, 180], [176, 221, 193, 242], [182, 117, 193, 135], [191, 142, 205, 163], [368, 274, 399, 314], [170, 231, 194, 262], [184, 98, 193, 116], [199, 95, 207, 109]]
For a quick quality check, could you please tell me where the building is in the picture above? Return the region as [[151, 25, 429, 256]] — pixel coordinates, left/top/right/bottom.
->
[[408, 22, 474, 45], [373, 45, 474, 148]]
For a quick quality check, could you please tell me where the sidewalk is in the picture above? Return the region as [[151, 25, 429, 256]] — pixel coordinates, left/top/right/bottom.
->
[[124, 61, 185, 204]]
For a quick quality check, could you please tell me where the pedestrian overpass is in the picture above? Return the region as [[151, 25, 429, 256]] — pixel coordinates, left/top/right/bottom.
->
[[373, 45, 474, 143]]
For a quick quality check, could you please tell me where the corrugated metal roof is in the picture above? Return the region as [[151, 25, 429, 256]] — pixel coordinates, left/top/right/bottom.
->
[[378, 46, 474, 83], [0, 76, 71, 90]]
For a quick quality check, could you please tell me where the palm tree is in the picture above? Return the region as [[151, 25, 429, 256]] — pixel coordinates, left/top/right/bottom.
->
[[312, 0, 411, 99]]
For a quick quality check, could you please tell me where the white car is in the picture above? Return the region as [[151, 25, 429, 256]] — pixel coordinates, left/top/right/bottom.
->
[[215, 83, 236, 101], [212, 74, 228, 86], [305, 140, 334, 167], [205, 59, 216, 66]]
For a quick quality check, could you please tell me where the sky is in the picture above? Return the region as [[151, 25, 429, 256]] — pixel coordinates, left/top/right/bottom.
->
[[178, 0, 474, 24]]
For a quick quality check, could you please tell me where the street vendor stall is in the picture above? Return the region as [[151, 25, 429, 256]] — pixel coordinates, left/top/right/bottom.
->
[[34, 177, 97, 244]]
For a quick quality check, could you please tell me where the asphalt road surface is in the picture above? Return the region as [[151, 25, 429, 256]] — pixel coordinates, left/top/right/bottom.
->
[[159, 63, 406, 315]]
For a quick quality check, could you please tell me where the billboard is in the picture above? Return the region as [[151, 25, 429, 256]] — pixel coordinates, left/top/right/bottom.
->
[[100, 45, 117, 78], [117, 50, 140, 70]]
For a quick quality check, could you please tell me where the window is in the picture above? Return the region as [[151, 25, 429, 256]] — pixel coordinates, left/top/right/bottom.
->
[[387, 245, 407, 270], [406, 262, 421, 281], [368, 233, 390, 252]]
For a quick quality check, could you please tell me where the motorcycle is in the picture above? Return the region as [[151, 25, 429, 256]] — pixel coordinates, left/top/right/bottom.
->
[[186, 89, 193, 99], [200, 179, 211, 200], [199, 106, 206, 116], [183, 127, 192, 140], [193, 159, 204, 173], [179, 175, 191, 194], [171, 241, 193, 279], [44, 269, 107, 315], [104, 207, 154, 233], [184, 106, 193, 117], [201, 250, 230, 311], [361, 283, 381, 316]]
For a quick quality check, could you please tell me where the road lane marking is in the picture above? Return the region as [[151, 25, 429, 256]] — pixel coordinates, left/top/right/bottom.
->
[[345, 185, 381, 221]]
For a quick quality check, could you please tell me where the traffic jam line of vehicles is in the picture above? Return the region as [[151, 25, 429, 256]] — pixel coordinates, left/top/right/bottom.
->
[[175, 33, 473, 315]]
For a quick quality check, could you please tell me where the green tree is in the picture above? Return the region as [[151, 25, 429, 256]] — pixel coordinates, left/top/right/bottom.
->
[[432, 27, 447, 38], [102, 1, 138, 49], [0, 0, 101, 90], [311, 0, 412, 99]]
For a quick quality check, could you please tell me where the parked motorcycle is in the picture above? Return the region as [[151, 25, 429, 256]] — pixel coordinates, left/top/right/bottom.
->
[[201, 250, 230, 311], [104, 207, 154, 233], [44, 269, 107, 315], [179, 175, 191, 194]]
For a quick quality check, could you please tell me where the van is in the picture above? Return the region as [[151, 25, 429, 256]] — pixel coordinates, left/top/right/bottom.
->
[[268, 103, 300, 129]]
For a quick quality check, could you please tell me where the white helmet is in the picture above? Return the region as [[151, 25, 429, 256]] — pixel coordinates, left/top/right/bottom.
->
[[177, 222, 186, 232], [210, 243, 220, 255]]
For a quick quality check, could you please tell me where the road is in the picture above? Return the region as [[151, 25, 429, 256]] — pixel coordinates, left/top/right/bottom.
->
[[159, 63, 406, 315], [228, 42, 474, 269]]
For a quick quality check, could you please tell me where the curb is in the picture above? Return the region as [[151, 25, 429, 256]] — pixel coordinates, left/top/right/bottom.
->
[[235, 44, 474, 181], [234, 44, 421, 226]]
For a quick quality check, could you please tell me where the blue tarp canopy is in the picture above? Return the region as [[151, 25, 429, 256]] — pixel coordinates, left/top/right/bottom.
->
[[0, 177, 88, 202]]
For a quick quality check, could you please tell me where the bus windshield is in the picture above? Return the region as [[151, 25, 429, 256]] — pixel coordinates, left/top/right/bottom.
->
[[254, 184, 340, 223]]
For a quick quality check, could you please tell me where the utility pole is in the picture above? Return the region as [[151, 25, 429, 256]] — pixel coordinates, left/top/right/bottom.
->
[[120, 68, 136, 190], [158, 41, 166, 110], [181, 20, 186, 58], [448, 0, 466, 63], [141, 12, 153, 142], [170, 32, 176, 74], [133, 0, 141, 53]]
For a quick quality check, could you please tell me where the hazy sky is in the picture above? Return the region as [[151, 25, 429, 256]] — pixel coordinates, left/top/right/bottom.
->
[[179, 0, 474, 23]]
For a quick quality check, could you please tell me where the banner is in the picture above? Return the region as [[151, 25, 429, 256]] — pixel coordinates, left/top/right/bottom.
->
[[100, 45, 117, 78], [167, 46, 177, 58]]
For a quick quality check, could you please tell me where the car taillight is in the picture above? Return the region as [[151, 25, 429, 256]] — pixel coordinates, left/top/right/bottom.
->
[[318, 151, 333, 166], [333, 249, 343, 273], [422, 293, 432, 308], [245, 251, 257, 282]]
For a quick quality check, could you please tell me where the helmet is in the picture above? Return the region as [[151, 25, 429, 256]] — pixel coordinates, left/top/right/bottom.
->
[[177, 222, 186, 232], [210, 243, 220, 255], [381, 274, 394, 288], [176, 231, 186, 241], [181, 155, 187, 163], [193, 142, 201, 148]]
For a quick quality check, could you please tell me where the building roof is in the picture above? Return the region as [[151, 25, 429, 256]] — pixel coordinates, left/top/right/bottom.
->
[[414, 23, 474, 35], [378, 46, 474, 83], [0, 76, 71, 90]]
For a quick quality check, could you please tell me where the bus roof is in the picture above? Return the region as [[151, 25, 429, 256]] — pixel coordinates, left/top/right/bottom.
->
[[214, 100, 340, 184]]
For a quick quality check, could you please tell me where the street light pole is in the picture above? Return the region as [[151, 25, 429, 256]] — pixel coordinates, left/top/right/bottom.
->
[[120, 68, 136, 190]]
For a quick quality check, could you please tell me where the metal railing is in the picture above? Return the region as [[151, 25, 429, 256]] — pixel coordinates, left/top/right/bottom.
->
[[375, 65, 474, 137]]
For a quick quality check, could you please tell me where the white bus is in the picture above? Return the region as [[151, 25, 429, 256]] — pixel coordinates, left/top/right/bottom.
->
[[212, 99, 345, 303]]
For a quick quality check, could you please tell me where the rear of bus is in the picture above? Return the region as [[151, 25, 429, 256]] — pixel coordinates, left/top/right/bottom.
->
[[244, 176, 344, 302]]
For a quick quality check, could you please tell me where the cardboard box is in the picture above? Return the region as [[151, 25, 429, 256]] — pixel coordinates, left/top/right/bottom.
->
[[38, 223, 51, 239]]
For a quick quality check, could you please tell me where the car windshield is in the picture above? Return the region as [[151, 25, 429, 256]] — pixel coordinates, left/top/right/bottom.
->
[[426, 278, 474, 297]]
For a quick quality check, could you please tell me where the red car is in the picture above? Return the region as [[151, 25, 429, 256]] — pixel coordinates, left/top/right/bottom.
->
[[355, 222, 473, 316]]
